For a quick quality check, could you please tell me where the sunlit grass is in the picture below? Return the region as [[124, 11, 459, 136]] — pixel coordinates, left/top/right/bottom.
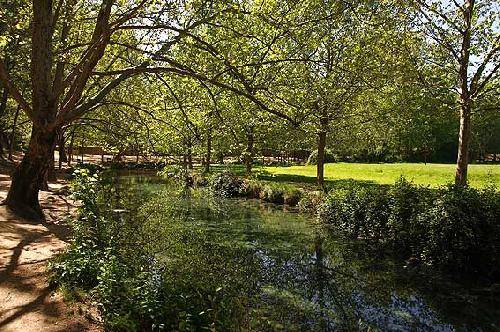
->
[[260, 163, 500, 188]]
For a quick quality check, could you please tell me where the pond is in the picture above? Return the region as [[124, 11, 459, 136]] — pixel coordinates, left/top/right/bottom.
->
[[100, 172, 500, 331]]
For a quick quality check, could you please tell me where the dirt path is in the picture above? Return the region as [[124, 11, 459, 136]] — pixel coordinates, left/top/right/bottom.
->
[[0, 168, 101, 331]]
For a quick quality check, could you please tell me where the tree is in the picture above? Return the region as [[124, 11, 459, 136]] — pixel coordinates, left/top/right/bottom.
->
[[265, 0, 407, 186], [0, 0, 295, 219], [413, 0, 499, 185]]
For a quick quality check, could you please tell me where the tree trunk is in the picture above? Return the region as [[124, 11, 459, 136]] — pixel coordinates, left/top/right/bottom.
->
[[0, 130, 7, 158], [316, 113, 328, 188], [44, 128, 60, 186], [316, 130, 326, 188], [187, 141, 193, 170], [68, 129, 75, 165], [5, 125, 57, 220], [183, 153, 187, 170], [0, 87, 8, 158], [454, 0, 473, 186], [455, 102, 472, 186], [245, 129, 254, 175]]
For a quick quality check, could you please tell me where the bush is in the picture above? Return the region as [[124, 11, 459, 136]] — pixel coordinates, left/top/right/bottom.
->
[[386, 177, 433, 255], [318, 177, 500, 276], [193, 173, 209, 187], [210, 171, 243, 198], [238, 179, 262, 198], [283, 188, 302, 206], [420, 185, 500, 275], [306, 149, 336, 165], [319, 186, 388, 240], [69, 163, 103, 178], [259, 184, 285, 204], [52, 171, 272, 330], [297, 191, 324, 213]]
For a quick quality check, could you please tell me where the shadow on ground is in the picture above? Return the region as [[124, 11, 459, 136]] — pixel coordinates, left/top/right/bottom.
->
[[0, 167, 100, 332]]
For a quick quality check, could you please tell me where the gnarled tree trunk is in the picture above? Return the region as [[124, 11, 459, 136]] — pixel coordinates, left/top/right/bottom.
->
[[58, 130, 67, 164], [8, 104, 20, 161], [5, 125, 57, 219], [187, 141, 193, 169], [0, 86, 8, 158]]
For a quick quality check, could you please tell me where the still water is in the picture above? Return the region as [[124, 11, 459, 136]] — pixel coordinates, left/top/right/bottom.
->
[[102, 172, 500, 331]]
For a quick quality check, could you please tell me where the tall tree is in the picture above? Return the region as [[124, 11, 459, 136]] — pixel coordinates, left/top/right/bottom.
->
[[0, 0, 294, 219], [413, 0, 499, 185]]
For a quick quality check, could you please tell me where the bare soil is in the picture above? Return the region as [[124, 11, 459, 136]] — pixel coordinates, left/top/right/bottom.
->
[[0, 158, 101, 332]]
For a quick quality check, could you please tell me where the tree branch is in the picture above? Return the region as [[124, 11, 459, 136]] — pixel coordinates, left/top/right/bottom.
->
[[0, 57, 34, 119]]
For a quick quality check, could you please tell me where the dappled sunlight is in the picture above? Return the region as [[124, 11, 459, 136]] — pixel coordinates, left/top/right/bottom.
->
[[0, 172, 100, 332]]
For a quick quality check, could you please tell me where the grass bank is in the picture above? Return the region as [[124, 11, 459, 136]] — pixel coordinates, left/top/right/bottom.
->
[[259, 163, 500, 188]]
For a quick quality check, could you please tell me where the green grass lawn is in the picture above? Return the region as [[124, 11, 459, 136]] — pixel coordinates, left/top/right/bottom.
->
[[259, 163, 500, 188]]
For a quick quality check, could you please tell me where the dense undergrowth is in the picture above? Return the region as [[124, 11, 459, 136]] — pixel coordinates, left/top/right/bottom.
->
[[319, 178, 500, 276]]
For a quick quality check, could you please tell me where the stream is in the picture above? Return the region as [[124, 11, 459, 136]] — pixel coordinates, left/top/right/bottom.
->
[[100, 171, 500, 331]]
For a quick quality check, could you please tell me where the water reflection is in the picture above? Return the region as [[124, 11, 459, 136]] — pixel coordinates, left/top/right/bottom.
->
[[100, 173, 500, 331]]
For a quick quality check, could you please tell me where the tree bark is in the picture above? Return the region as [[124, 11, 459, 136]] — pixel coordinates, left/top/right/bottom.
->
[[454, 0, 474, 186], [5, 125, 57, 220], [316, 130, 326, 188], [4, 0, 58, 219], [58, 130, 67, 163], [68, 128, 75, 165], [316, 113, 328, 188], [455, 102, 472, 186], [187, 140, 193, 170], [0, 87, 8, 158]]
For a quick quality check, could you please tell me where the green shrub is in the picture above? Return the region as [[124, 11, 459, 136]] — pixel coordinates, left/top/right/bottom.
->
[[158, 164, 184, 179], [259, 184, 285, 204], [420, 185, 500, 275], [319, 186, 388, 240], [68, 163, 103, 179], [49, 241, 101, 289], [283, 188, 302, 206], [297, 191, 324, 213], [306, 149, 336, 165], [386, 177, 433, 255], [318, 177, 500, 275], [239, 179, 262, 198], [193, 173, 209, 187], [210, 171, 243, 198]]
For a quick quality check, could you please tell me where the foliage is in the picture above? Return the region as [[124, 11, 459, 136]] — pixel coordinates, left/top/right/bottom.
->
[[420, 184, 500, 274], [297, 191, 325, 213], [209, 172, 305, 206], [318, 177, 500, 275], [319, 186, 389, 241], [210, 171, 243, 198], [51, 170, 247, 330]]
